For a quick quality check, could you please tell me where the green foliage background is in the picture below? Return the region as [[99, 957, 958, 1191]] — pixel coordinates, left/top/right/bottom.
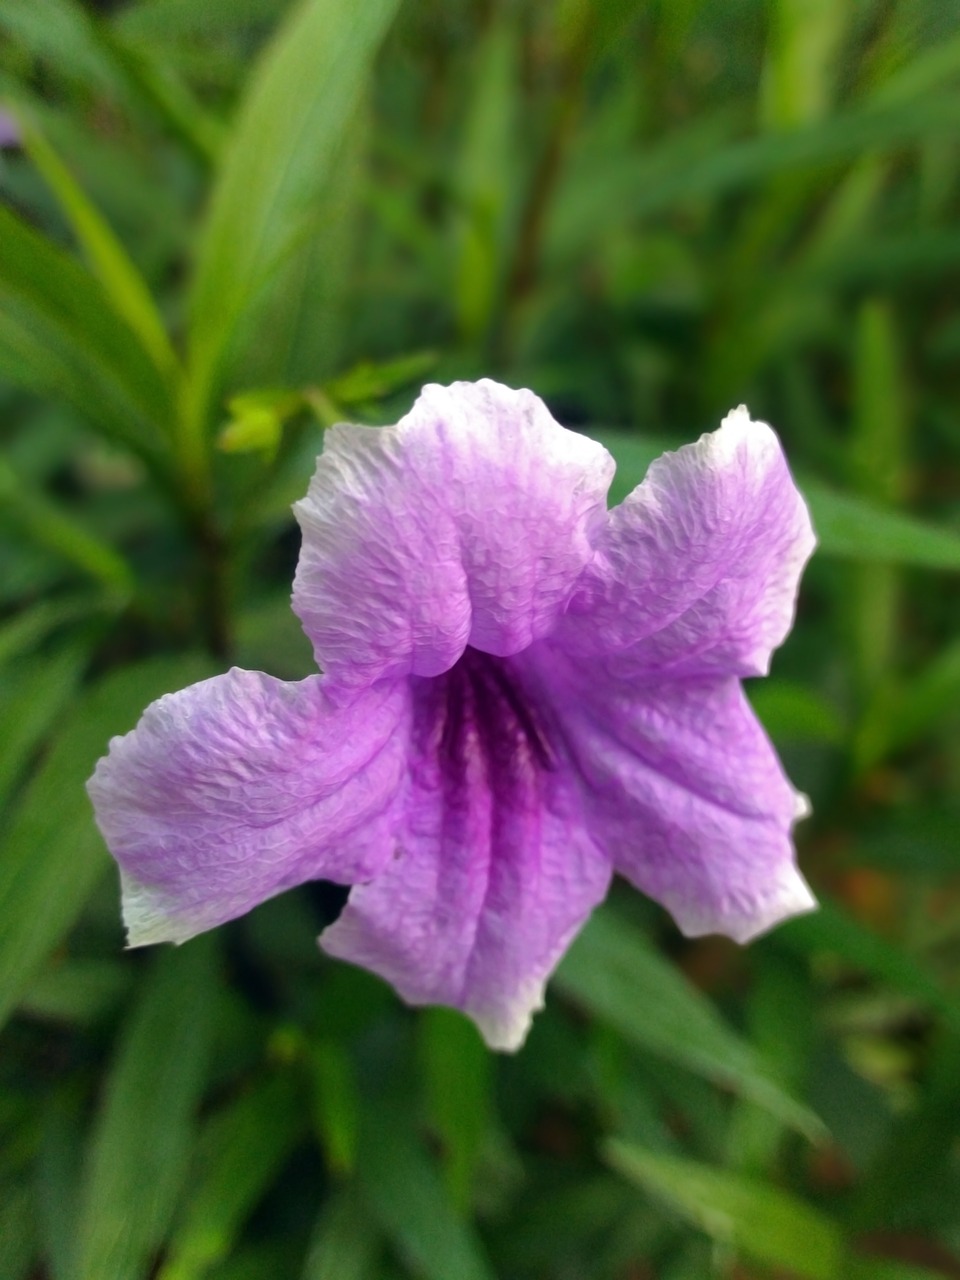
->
[[2, 0, 960, 1275]]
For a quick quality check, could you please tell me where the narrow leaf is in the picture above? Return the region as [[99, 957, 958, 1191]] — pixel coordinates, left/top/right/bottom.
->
[[0, 456, 135, 599], [0, 642, 92, 811], [775, 901, 956, 1024], [74, 940, 217, 1280], [0, 596, 104, 668], [0, 1183, 36, 1280], [303, 1187, 382, 1280], [16, 109, 178, 376], [186, 0, 401, 433], [357, 1096, 496, 1280], [555, 908, 825, 1141], [803, 481, 960, 570], [0, 206, 174, 462], [310, 1038, 360, 1176], [606, 1140, 846, 1280], [0, 0, 124, 99], [553, 93, 960, 258], [419, 1008, 492, 1212], [20, 959, 133, 1025], [158, 1073, 305, 1280]]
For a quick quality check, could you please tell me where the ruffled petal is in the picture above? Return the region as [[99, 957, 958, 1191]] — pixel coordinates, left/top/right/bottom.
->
[[87, 669, 409, 946], [320, 650, 611, 1050], [292, 379, 614, 687], [517, 644, 814, 943], [555, 407, 816, 679]]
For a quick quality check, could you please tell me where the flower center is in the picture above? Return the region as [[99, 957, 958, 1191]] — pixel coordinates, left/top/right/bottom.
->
[[412, 647, 555, 786]]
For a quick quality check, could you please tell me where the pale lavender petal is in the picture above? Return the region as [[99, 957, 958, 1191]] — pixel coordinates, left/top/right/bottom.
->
[[292, 380, 614, 688], [517, 644, 814, 943], [320, 650, 611, 1050], [555, 407, 816, 679], [87, 669, 410, 946]]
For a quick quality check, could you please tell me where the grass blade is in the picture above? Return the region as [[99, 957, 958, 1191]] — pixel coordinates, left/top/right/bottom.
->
[[16, 110, 179, 377], [158, 1073, 306, 1280], [0, 456, 135, 600], [555, 908, 826, 1141], [357, 1095, 496, 1280], [606, 1140, 846, 1280], [0, 205, 175, 462], [0, 642, 92, 811], [74, 940, 217, 1280], [185, 0, 401, 434]]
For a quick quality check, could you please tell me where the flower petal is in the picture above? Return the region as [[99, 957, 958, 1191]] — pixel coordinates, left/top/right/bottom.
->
[[87, 669, 409, 946], [293, 379, 614, 687], [518, 645, 814, 943], [320, 651, 611, 1050], [555, 407, 816, 679]]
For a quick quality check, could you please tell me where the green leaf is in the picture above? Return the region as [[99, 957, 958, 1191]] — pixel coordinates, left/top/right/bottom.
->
[[419, 1007, 492, 1211], [748, 679, 846, 745], [804, 230, 960, 290], [606, 1140, 846, 1280], [218, 407, 285, 458], [218, 386, 306, 458], [0, 1183, 36, 1279], [759, 0, 849, 130], [887, 636, 960, 751], [846, 1260, 951, 1280], [775, 901, 956, 1025], [0, 205, 175, 463], [185, 0, 401, 434], [0, 596, 103, 668], [236, 101, 369, 390], [325, 350, 439, 407], [309, 1037, 360, 1176], [726, 956, 815, 1175], [452, 15, 520, 342], [0, 642, 91, 810], [804, 481, 960, 569], [0, 653, 216, 1032], [19, 958, 133, 1025], [74, 940, 217, 1280], [35, 1087, 85, 1280], [356, 1096, 497, 1280], [552, 92, 960, 259], [302, 1188, 383, 1280], [554, 908, 826, 1141], [848, 1025, 960, 1233], [97, 27, 225, 166], [0, 0, 125, 99], [846, 298, 906, 716], [0, 456, 135, 599], [114, 0, 280, 41], [158, 1073, 305, 1280], [15, 109, 179, 377]]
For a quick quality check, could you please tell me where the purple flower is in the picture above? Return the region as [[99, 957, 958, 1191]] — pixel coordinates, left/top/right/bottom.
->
[[88, 381, 816, 1050]]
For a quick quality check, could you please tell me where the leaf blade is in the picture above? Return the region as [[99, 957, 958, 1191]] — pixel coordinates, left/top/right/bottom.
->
[[606, 1140, 846, 1280], [74, 940, 217, 1280], [16, 109, 179, 377], [0, 205, 175, 462], [555, 908, 825, 1141], [186, 0, 401, 433]]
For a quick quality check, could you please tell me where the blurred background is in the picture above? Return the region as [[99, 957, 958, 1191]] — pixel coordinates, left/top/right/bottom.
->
[[2, 0, 960, 1276]]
